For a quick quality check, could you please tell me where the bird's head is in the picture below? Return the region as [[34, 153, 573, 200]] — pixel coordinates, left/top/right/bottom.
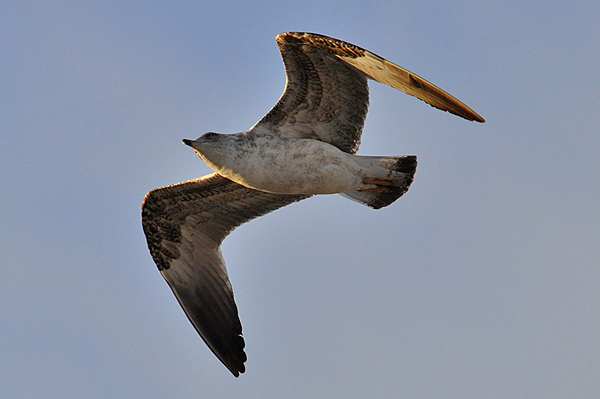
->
[[183, 132, 242, 173], [183, 132, 226, 158]]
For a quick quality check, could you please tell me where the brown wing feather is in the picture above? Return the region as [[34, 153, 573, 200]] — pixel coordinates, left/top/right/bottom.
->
[[142, 173, 309, 376], [256, 33, 483, 152], [257, 33, 370, 154], [283, 32, 484, 122]]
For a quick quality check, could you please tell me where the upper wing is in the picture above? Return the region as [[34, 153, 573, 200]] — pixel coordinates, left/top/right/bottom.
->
[[256, 32, 484, 153], [303, 32, 486, 123], [141, 173, 309, 376]]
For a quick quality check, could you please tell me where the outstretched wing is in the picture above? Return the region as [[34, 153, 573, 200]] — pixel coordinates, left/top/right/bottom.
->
[[256, 32, 484, 154], [142, 173, 309, 376]]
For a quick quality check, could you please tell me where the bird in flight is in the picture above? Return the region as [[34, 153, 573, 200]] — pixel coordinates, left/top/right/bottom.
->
[[142, 32, 484, 377]]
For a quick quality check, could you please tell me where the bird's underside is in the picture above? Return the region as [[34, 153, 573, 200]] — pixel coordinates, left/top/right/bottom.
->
[[141, 31, 484, 377]]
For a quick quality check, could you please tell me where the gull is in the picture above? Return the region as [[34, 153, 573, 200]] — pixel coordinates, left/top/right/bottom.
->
[[141, 32, 484, 377]]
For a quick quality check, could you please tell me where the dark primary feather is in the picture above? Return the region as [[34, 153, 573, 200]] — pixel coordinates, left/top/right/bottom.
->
[[142, 173, 309, 376]]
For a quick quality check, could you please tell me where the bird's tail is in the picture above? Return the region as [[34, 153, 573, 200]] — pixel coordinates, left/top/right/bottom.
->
[[341, 155, 417, 209]]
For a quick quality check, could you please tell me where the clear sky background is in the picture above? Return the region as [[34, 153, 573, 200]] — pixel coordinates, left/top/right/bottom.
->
[[1, 1, 599, 398]]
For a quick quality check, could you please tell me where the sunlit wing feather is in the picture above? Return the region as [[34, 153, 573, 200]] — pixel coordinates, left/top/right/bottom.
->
[[257, 33, 483, 154]]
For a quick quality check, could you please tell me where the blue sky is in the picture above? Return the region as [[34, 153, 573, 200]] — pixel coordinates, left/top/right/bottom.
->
[[1, 1, 599, 398]]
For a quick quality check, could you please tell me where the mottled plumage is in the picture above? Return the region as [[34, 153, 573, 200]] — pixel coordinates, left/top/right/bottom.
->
[[142, 32, 484, 377]]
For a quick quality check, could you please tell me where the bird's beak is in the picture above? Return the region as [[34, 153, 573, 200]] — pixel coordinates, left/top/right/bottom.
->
[[182, 138, 197, 149]]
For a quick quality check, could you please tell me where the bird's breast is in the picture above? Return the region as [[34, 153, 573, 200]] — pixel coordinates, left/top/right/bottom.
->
[[211, 139, 361, 194]]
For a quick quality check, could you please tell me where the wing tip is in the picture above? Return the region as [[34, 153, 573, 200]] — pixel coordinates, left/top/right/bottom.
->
[[460, 108, 486, 123], [464, 108, 486, 123], [219, 349, 247, 377], [227, 363, 245, 378]]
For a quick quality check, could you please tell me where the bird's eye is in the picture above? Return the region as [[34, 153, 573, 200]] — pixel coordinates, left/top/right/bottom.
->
[[204, 132, 217, 139]]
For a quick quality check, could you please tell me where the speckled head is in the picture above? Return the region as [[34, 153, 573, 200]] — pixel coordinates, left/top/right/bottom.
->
[[182, 132, 250, 177], [183, 132, 225, 165]]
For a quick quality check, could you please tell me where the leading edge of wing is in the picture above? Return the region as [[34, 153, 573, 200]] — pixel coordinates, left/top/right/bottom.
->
[[278, 32, 485, 123]]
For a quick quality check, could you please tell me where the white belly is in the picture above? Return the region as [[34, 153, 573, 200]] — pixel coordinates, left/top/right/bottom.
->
[[205, 138, 364, 194]]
